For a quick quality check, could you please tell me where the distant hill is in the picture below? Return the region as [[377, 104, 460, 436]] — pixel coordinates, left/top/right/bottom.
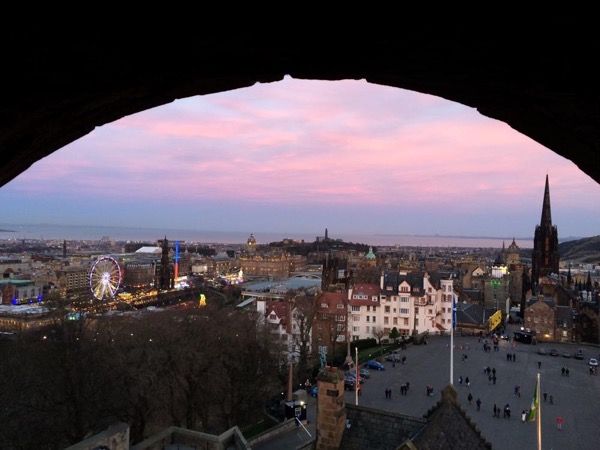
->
[[558, 236, 600, 264]]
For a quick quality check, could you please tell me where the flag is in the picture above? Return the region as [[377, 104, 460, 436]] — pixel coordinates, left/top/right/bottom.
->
[[452, 294, 457, 330], [527, 376, 539, 422]]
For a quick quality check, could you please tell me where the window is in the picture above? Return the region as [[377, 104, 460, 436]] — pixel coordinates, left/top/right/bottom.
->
[[385, 306, 390, 313], [366, 326, 370, 333], [384, 317, 389, 325], [372, 316, 376, 323], [367, 306, 371, 312], [321, 303, 327, 308], [415, 307, 419, 314], [353, 315, 360, 322], [401, 297, 409, 303], [353, 326, 360, 333], [337, 303, 345, 309], [400, 308, 409, 314], [403, 318, 409, 326], [352, 306, 360, 312], [393, 317, 398, 325], [428, 309, 433, 315], [366, 316, 370, 322]]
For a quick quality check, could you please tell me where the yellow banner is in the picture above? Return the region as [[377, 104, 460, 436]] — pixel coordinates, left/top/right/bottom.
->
[[488, 310, 502, 331]]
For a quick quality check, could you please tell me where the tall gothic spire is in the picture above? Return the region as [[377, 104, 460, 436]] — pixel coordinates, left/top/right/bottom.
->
[[540, 174, 552, 228]]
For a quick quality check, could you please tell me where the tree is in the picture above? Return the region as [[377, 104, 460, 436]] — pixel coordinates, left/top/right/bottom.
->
[[389, 327, 400, 341], [372, 327, 386, 355], [289, 293, 318, 383]]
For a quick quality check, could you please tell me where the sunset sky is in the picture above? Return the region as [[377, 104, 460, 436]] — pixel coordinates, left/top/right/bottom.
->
[[1, 76, 599, 242]]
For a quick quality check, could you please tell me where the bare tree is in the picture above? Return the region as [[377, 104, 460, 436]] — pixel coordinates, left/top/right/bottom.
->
[[372, 326, 386, 356], [290, 294, 317, 382]]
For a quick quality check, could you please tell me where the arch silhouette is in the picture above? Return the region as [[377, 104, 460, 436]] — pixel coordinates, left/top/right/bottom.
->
[[1, 32, 599, 188]]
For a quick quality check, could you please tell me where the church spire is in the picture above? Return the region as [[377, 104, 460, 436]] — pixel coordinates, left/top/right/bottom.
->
[[540, 174, 552, 228]]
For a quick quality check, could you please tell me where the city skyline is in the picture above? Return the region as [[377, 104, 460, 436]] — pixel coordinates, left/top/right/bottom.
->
[[0, 76, 599, 241]]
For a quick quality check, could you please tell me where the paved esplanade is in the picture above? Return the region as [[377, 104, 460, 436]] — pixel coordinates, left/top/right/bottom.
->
[[344, 324, 600, 450], [255, 323, 600, 450]]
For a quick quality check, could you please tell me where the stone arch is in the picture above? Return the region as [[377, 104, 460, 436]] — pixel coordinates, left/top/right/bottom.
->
[[1, 32, 600, 189]]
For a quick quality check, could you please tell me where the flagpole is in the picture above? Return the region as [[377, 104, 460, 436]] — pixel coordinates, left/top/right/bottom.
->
[[450, 293, 455, 385], [355, 346, 359, 405], [537, 372, 542, 450]]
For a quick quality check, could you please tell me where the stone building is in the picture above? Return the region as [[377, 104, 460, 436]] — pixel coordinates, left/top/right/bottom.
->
[[524, 295, 574, 343], [531, 175, 560, 290]]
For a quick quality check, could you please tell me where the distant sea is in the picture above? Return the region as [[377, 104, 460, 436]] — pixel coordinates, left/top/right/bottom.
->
[[0, 223, 535, 249]]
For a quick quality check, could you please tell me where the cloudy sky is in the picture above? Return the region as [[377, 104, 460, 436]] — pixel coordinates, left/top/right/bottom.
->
[[1, 76, 598, 242]]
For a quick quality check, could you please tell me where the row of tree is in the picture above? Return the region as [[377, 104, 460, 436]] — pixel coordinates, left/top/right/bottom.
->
[[0, 303, 287, 449]]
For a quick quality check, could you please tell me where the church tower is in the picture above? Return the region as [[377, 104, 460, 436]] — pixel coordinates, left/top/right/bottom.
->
[[531, 175, 559, 289]]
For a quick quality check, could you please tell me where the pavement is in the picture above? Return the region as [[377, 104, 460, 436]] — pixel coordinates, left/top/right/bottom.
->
[[254, 324, 600, 450]]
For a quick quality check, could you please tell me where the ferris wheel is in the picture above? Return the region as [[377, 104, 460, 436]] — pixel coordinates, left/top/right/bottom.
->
[[89, 256, 122, 301]]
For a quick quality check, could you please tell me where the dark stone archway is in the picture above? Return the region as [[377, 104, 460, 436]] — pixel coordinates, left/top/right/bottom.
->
[[1, 31, 599, 189]]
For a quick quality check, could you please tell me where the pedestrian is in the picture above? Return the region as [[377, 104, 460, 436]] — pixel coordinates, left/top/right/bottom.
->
[[557, 416, 563, 430], [458, 376, 463, 385], [543, 392, 547, 402], [538, 361, 541, 369], [566, 368, 570, 377], [561, 367, 565, 376], [385, 388, 389, 399], [522, 410, 527, 422], [406, 381, 410, 391], [467, 393, 473, 404], [465, 376, 470, 386], [550, 394, 553, 405], [493, 404, 497, 417], [476, 398, 481, 411], [493, 375, 497, 385]]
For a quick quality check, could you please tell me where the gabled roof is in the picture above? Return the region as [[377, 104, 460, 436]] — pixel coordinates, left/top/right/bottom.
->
[[340, 385, 492, 450], [404, 385, 492, 449], [318, 291, 346, 314]]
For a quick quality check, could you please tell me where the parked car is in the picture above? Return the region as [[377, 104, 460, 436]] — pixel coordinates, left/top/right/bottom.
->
[[359, 368, 371, 379], [345, 372, 364, 384], [385, 353, 401, 362], [589, 358, 599, 367], [562, 351, 571, 358], [574, 350, 584, 360], [538, 347, 547, 355], [549, 349, 559, 356], [365, 360, 385, 371], [344, 379, 357, 391]]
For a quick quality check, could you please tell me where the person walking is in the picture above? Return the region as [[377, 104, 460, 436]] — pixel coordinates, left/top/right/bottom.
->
[[465, 376, 470, 386], [543, 392, 547, 402], [538, 361, 542, 369], [557, 416, 563, 430], [550, 394, 554, 405], [467, 393, 473, 405], [521, 410, 527, 423], [476, 398, 481, 411], [493, 404, 498, 417]]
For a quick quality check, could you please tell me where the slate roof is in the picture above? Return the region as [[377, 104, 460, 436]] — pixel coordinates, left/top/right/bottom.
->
[[339, 385, 492, 450], [405, 385, 492, 450]]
